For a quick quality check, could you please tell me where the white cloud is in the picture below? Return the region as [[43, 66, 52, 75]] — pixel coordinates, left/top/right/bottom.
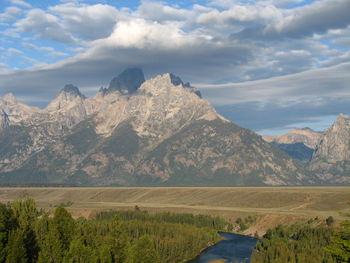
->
[[8, 48, 23, 55], [48, 51, 68, 57], [327, 26, 350, 49], [264, 0, 350, 38], [199, 62, 350, 105], [15, 9, 76, 43], [22, 42, 68, 57], [23, 42, 54, 51], [98, 18, 201, 49], [321, 51, 350, 67], [3, 29, 21, 38], [137, 1, 193, 22], [0, 6, 21, 21], [10, 0, 31, 8], [49, 3, 118, 40], [198, 4, 282, 25]]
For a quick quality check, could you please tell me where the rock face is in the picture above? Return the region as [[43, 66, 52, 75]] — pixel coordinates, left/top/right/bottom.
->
[[310, 114, 350, 183], [263, 128, 322, 149], [0, 69, 312, 186], [0, 93, 41, 125], [46, 84, 87, 129], [0, 110, 9, 131]]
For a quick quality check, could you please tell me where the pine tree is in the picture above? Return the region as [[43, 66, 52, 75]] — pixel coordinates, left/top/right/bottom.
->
[[0, 203, 15, 263], [109, 216, 129, 262], [10, 198, 37, 229], [5, 229, 27, 263], [126, 236, 161, 263], [98, 245, 113, 263], [37, 227, 64, 263], [52, 207, 76, 251], [10, 198, 39, 263], [64, 238, 96, 263], [35, 213, 50, 248]]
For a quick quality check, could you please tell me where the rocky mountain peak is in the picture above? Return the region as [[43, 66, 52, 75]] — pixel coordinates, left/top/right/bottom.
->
[[312, 113, 350, 164], [61, 84, 85, 98], [139, 73, 188, 94], [333, 113, 347, 126], [169, 73, 184, 86], [146, 73, 202, 98], [46, 84, 86, 112], [310, 113, 350, 183], [0, 110, 10, 131], [2, 93, 17, 104], [107, 68, 145, 95]]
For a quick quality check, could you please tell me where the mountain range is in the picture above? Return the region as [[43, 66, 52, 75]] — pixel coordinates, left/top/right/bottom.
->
[[0, 68, 348, 186], [263, 128, 323, 162]]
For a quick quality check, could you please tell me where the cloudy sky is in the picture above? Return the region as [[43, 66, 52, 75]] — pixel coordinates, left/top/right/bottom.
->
[[0, 0, 349, 134]]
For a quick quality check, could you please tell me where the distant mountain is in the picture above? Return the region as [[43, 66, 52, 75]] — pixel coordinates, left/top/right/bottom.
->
[[263, 128, 323, 162], [310, 114, 350, 184], [263, 128, 322, 150], [0, 69, 312, 186]]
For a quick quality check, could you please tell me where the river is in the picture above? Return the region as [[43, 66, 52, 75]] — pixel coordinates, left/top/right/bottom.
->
[[188, 232, 259, 263]]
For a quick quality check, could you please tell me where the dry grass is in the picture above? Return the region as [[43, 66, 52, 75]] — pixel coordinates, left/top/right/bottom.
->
[[0, 187, 349, 234]]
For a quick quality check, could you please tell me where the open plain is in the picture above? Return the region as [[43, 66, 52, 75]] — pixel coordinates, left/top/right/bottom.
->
[[0, 187, 349, 234]]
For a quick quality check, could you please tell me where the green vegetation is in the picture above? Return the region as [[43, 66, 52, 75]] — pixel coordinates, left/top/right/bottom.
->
[[0, 198, 223, 263], [96, 207, 233, 231], [54, 201, 73, 208], [235, 215, 257, 232], [252, 221, 350, 263], [324, 221, 350, 262]]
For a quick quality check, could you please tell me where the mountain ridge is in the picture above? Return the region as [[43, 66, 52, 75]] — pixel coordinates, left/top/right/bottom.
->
[[0, 69, 315, 186]]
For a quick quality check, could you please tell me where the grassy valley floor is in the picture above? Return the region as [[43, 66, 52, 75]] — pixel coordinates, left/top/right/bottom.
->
[[0, 186, 349, 235]]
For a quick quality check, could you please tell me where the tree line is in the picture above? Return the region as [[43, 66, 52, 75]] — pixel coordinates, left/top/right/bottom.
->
[[251, 219, 350, 263], [0, 198, 224, 263], [96, 207, 233, 231]]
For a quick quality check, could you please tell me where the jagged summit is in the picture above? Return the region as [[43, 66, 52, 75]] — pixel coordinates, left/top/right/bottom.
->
[[165, 73, 202, 98], [61, 84, 85, 98], [310, 113, 350, 183], [334, 113, 347, 124], [169, 73, 185, 86], [46, 84, 86, 113], [108, 68, 145, 95]]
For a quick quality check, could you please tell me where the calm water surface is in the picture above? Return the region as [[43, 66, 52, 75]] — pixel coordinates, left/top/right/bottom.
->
[[188, 232, 258, 263]]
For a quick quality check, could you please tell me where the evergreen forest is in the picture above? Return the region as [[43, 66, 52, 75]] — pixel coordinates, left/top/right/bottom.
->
[[0, 198, 226, 263], [251, 220, 350, 263]]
